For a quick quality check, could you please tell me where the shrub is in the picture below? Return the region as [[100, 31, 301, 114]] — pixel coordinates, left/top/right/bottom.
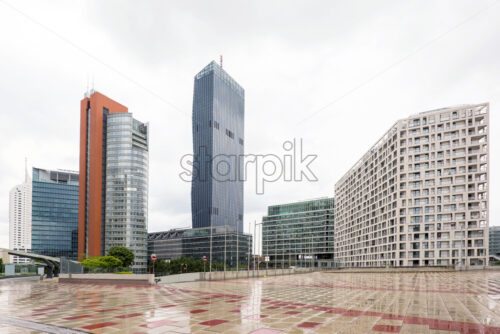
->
[[81, 256, 122, 272]]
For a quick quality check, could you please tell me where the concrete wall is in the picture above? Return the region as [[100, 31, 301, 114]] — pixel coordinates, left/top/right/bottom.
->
[[202, 268, 311, 281], [204, 268, 311, 281], [157, 272, 202, 284], [59, 273, 154, 285], [0, 275, 41, 282], [156, 269, 313, 284], [325, 266, 456, 274]]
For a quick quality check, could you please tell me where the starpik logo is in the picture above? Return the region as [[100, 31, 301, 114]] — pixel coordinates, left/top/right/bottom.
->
[[179, 138, 318, 194]]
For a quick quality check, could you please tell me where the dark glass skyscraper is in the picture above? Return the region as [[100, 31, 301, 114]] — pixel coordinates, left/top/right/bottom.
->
[[191, 61, 244, 233], [31, 167, 79, 260]]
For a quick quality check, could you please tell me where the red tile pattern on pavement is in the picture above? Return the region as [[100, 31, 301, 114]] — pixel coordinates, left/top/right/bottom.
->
[[81, 321, 118, 330], [296, 321, 322, 328], [115, 312, 143, 319], [199, 319, 229, 326], [372, 324, 402, 332], [189, 308, 207, 314]]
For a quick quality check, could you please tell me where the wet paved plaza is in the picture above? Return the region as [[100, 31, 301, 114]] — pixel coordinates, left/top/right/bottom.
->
[[2, 271, 500, 333]]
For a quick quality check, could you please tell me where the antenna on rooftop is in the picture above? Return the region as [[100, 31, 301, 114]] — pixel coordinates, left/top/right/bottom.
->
[[220, 55, 223, 69], [24, 157, 29, 182], [86, 73, 89, 96]]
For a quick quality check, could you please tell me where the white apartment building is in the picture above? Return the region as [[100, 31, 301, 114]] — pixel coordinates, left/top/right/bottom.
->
[[335, 103, 489, 268], [9, 166, 32, 263]]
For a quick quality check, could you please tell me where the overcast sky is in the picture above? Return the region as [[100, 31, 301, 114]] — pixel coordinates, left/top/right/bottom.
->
[[1, 0, 499, 249]]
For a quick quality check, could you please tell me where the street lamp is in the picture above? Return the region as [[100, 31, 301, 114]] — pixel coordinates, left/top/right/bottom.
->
[[248, 221, 251, 274], [224, 224, 227, 273], [254, 221, 264, 272], [209, 222, 213, 273], [236, 220, 239, 272]]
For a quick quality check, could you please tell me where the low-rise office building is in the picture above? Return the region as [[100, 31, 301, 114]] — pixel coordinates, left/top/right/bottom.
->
[[262, 198, 335, 268], [31, 168, 79, 260], [335, 104, 489, 267], [148, 226, 252, 269], [490, 226, 500, 259]]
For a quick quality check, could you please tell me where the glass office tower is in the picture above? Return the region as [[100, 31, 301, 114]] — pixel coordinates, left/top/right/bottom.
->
[[31, 168, 79, 260], [105, 113, 149, 273], [191, 61, 245, 233], [78, 90, 129, 259], [79, 90, 149, 273]]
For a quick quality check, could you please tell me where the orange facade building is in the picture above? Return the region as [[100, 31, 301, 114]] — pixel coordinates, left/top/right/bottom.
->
[[78, 91, 128, 259]]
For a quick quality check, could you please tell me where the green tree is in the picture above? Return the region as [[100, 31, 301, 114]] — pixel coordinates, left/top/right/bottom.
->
[[81, 256, 122, 272], [107, 246, 134, 268]]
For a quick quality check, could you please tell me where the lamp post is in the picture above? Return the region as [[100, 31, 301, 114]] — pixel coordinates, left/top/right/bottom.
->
[[236, 221, 239, 272], [282, 227, 285, 270], [248, 221, 251, 273], [254, 221, 264, 272], [224, 224, 227, 272], [310, 233, 314, 270], [209, 223, 213, 273], [273, 227, 278, 274], [253, 221, 257, 272], [459, 222, 464, 270]]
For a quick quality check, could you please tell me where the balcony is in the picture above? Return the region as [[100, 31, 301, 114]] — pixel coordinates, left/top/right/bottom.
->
[[470, 213, 480, 219]]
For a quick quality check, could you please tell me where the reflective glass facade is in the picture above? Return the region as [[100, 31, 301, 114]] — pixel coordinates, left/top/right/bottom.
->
[[191, 61, 244, 233], [105, 113, 149, 273], [262, 198, 335, 268], [148, 226, 252, 269], [490, 226, 500, 258], [78, 91, 129, 259], [31, 168, 79, 260]]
